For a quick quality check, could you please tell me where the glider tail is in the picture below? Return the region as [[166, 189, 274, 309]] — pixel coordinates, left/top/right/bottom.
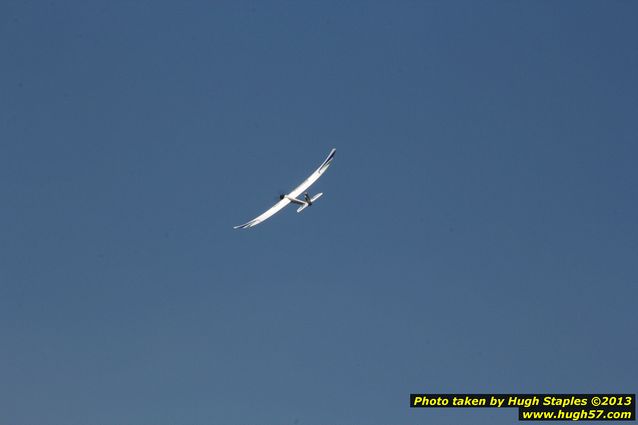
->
[[297, 193, 324, 213]]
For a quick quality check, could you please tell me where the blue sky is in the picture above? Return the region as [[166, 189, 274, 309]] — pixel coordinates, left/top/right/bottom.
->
[[1, 1, 636, 424]]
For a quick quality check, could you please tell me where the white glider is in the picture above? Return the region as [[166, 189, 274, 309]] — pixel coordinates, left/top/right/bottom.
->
[[234, 148, 336, 229]]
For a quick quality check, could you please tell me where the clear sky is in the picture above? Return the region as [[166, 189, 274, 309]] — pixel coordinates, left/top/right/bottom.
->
[[1, 1, 636, 424]]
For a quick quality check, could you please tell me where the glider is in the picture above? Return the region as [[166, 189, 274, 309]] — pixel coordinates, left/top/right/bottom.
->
[[234, 148, 336, 229]]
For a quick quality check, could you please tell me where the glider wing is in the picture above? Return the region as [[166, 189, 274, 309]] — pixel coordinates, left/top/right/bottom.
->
[[233, 198, 291, 229]]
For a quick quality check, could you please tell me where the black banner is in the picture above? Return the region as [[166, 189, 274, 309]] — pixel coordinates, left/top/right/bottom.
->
[[410, 394, 635, 421]]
